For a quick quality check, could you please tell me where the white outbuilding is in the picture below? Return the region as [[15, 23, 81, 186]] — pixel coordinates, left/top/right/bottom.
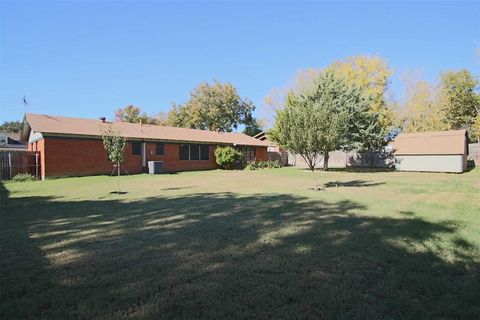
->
[[393, 129, 468, 173]]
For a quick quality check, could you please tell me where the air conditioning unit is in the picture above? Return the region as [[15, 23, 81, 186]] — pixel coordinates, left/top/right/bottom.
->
[[148, 161, 164, 174]]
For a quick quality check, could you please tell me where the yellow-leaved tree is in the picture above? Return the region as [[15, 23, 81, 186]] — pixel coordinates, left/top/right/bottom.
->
[[264, 55, 396, 134], [471, 114, 480, 142], [325, 55, 396, 129], [400, 72, 448, 133]]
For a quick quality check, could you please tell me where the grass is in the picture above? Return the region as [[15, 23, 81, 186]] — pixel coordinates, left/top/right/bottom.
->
[[1, 167, 479, 319]]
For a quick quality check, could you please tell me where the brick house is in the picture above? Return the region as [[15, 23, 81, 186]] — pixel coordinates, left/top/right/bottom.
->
[[20, 113, 269, 179]]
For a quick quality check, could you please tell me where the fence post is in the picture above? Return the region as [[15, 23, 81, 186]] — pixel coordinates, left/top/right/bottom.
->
[[8, 153, 12, 179], [368, 147, 373, 168], [35, 152, 39, 179]]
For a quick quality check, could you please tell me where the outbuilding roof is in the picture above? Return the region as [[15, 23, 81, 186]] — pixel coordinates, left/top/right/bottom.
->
[[393, 129, 467, 155], [22, 113, 270, 147]]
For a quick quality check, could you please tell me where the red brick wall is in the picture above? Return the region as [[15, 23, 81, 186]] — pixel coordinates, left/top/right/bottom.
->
[[151, 143, 218, 172], [41, 138, 139, 177], [27, 137, 268, 178], [255, 146, 268, 162], [28, 139, 45, 179], [32, 137, 224, 178]]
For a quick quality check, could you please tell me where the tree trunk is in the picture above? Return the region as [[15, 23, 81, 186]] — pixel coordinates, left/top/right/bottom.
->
[[301, 154, 316, 172], [323, 153, 329, 171], [312, 169, 318, 190], [117, 162, 120, 194]]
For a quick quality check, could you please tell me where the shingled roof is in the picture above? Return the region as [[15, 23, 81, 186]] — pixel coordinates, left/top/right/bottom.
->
[[393, 129, 467, 155], [22, 113, 270, 147]]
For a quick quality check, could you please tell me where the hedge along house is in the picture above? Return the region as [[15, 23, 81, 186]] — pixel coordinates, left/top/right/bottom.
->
[[392, 129, 468, 173], [21, 113, 269, 179]]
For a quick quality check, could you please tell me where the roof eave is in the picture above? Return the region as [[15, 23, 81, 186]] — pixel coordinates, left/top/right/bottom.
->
[[20, 114, 31, 143], [40, 132, 269, 147]]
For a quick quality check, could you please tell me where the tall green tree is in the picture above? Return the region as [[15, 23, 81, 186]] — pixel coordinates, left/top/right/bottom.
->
[[440, 70, 479, 131], [102, 127, 127, 194], [243, 117, 263, 137], [167, 81, 255, 132], [271, 72, 378, 171], [0, 121, 22, 133], [115, 105, 158, 125], [165, 103, 190, 127]]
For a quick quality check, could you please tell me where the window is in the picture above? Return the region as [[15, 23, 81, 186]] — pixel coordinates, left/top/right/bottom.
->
[[190, 144, 200, 160], [241, 146, 255, 163], [200, 145, 209, 160], [179, 144, 189, 160], [156, 143, 164, 155], [132, 142, 141, 155], [179, 144, 210, 160]]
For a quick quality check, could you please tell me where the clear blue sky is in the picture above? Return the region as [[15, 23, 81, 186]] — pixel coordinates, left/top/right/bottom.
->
[[1, 1, 479, 124]]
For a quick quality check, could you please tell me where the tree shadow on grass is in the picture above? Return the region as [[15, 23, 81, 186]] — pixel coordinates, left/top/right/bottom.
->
[[160, 186, 194, 191], [1, 182, 479, 319], [327, 167, 395, 173], [324, 180, 385, 188]]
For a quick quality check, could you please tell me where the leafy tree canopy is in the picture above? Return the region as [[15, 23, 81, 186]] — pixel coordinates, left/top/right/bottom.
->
[[102, 127, 126, 164], [0, 121, 22, 133], [243, 117, 264, 137], [471, 114, 480, 142], [398, 69, 479, 141], [440, 69, 479, 131], [115, 105, 159, 125], [271, 71, 383, 171], [102, 127, 127, 194], [264, 55, 397, 131], [166, 81, 256, 132], [400, 74, 449, 133], [325, 55, 396, 129]]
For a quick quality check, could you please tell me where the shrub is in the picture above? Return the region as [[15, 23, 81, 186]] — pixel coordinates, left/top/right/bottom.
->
[[12, 173, 36, 182], [215, 146, 242, 169], [267, 160, 282, 168], [247, 160, 283, 170], [247, 163, 258, 170]]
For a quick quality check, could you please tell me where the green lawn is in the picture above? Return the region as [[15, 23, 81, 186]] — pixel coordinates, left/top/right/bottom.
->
[[1, 168, 479, 319]]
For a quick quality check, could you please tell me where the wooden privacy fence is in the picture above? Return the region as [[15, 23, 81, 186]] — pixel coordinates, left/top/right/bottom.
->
[[0, 151, 39, 180], [288, 150, 395, 169], [468, 143, 480, 166], [268, 151, 289, 166]]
